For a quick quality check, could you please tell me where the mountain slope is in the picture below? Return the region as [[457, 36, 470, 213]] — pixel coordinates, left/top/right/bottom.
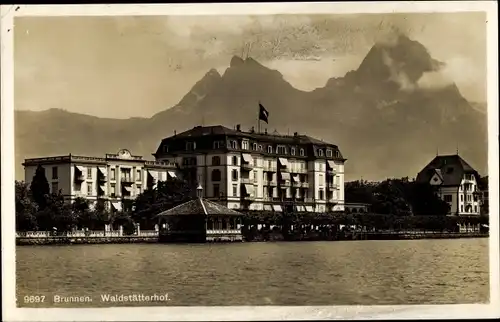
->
[[15, 34, 488, 181]]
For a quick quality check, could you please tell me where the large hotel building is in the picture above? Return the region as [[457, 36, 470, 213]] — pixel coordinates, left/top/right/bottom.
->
[[153, 125, 346, 213], [23, 124, 347, 213]]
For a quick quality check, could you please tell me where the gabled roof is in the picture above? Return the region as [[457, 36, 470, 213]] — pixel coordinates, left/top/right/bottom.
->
[[416, 154, 479, 186], [155, 198, 243, 217]]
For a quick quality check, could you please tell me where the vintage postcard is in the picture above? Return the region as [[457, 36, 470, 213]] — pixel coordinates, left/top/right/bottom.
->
[[1, 2, 499, 321]]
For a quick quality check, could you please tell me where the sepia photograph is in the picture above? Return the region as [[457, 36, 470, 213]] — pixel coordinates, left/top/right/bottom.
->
[[1, 2, 499, 321]]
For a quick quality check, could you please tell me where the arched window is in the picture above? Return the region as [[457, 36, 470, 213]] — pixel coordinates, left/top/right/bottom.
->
[[232, 141, 237, 149], [211, 169, 221, 182], [253, 143, 258, 150], [318, 149, 324, 157], [232, 156, 238, 166], [300, 148, 305, 156], [267, 146, 273, 153], [212, 156, 221, 166], [291, 148, 296, 156]]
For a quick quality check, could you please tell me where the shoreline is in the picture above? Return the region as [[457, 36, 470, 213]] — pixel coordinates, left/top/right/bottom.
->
[[16, 232, 489, 246]]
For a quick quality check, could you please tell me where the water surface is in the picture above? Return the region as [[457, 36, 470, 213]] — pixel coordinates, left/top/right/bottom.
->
[[16, 238, 489, 307]]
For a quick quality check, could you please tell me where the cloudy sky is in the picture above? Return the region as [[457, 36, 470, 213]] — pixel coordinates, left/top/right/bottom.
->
[[14, 12, 487, 119]]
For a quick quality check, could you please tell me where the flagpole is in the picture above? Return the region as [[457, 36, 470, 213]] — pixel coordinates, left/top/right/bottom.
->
[[257, 101, 261, 134]]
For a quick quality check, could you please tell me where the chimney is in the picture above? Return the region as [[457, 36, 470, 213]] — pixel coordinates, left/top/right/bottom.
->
[[236, 124, 241, 131], [174, 130, 177, 136], [250, 126, 255, 133]]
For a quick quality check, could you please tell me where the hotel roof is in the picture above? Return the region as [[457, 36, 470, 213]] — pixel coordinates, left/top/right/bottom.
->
[[155, 198, 243, 217], [416, 154, 479, 186]]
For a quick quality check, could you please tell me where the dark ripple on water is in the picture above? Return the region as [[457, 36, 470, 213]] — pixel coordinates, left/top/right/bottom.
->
[[16, 239, 489, 307]]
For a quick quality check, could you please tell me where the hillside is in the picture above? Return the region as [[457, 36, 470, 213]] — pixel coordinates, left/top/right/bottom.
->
[[15, 34, 488, 181]]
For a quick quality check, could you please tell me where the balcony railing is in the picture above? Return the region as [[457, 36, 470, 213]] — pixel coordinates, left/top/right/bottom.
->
[[241, 178, 252, 184], [264, 180, 277, 186], [327, 169, 337, 175], [263, 166, 277, 172], [301, 182, 310, 188], [74, 174, 85, 182], [291, 168, 307, 174], [292, 181, 302, 187], [241, 163, 253, 170], [327, 183, 339, 189], [120, 177, 134, 184]]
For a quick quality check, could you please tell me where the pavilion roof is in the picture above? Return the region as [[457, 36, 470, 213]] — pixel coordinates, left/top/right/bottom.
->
[[155, 198, 243, 217]]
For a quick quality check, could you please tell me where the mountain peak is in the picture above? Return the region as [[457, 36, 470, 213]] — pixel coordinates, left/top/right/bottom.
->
[[230, 55, 244, 67]]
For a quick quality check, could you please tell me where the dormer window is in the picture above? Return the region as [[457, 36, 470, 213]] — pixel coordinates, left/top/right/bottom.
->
[[242, 140, 249, 150], [232, 141, 237, 149], [318, 149, 324, 157], [253, 143, 258, 150], [259, 145, 263, 151], [186, 142, 195, 151], [213, 141, 221, 149], [335, 151, 339, 158], [276, 145, 287, 154], [267, 146, 273, 154], [291, 148, 296, 156], [326, 149, 332, 157], [300, 148, 305, 156]]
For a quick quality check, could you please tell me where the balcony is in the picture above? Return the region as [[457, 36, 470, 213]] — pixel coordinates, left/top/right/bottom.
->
[[301, 182, 310, 188], [327, 169, 337, 175], [292, 168, 308, 174], [264, 180, 277, 186], [241, 178, 252, 184], [120, 177, 134, 184], [74, 174, 85, 182], [327, 182, 339, 189], [264, 166, 277, 172], [292, 181, 302, 188], [279, 180, 291, 186], [241, 163, 253, 171]]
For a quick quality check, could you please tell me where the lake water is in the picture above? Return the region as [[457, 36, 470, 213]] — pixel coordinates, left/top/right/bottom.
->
[[16, 238, 489, 307]]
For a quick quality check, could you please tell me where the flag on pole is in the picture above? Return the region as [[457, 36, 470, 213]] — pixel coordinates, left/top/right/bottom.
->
[[259, 103, 269, 124]]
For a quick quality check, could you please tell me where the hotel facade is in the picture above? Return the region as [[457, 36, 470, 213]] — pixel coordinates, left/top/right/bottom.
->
[[153, 125, 346, 213], [416, 154, 482, 216], [23, 149, 179, 211]]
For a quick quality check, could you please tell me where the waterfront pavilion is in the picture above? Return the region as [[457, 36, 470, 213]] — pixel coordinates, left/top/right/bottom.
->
[[155, 198, 244, 243]]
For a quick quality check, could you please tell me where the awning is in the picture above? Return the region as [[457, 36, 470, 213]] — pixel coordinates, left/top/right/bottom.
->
[[98, 167, 107, 176], [123, 186, 133, 192], [99, 184, 106, 191], [482, 224, 489, 228], [243, 184, 254, 196], [148, 170, 159, 180], [264, 205, 273, 211], [167, 171, 177, 178], [242, 154, 253, 163], [327, 160, 336, 169], [272, 204, 283, 212], [305, 205, 314, 212], [111, 202, 122, 211], [75, 165, 85, 172], [280, 172, 291, 181], [295, 205, 305, 212], [278, 158, 289, 167], [292, 175, 299, 182]]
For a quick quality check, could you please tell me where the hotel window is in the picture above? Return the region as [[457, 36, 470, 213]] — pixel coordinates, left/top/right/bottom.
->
[[253, 143, 258, 150], [232, 169, 238, 181], [212, 156, 221, 166], [232, 184, 238, 197], [213, 141, 221, 149], [87, 168, 92, 179], [213, 184, 220, 198], [474, 206, 478, 212], [137, 185, 142, 195], [467, 195, 471, 202], [335, 151, 339, 158], [87, 183, 93, 195], [267, 146, 273, 153], [232, 141, 237, 149], [211, 169, 221, 182], [268, 160, 272, 169], [291, 148, 296, 156], [232, 156, 238, 166], [460, 195, 464, 201], [276, 145, 287, 154], [258, 145, 263, 151], [319, 189, 324, 200], [300, 148, 305, 156], [461, 205, 464, 212], [444, 195, 452, 202], [186, 142, 196, 151], [136, 169, 141, 181], [110, 168, 116, 180], [242, 140, 249, 150], [326, 149, 332, 157], [253, 171, 258, 183], [51, 182, 58, 194], [110, 184, 116, 197], [52, 166, 58, 180], [318, 149, 324, 157]]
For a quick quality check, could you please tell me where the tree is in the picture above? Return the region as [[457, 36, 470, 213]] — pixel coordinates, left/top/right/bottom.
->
[[36, 191, 75, 232], [15, 181, 38, 231], [133, 178, 194, 229], [29, 165, 50, 209], [407, 182, 450, 216]]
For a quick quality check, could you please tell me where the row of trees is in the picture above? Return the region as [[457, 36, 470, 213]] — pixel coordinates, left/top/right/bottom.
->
[[15, 165, 194, 232], [16, 166, 488, 233]]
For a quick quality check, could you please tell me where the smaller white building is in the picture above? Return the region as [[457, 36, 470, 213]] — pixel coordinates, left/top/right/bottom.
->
[[416, 154, 482, 216], [23, 149, 180, 211]]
